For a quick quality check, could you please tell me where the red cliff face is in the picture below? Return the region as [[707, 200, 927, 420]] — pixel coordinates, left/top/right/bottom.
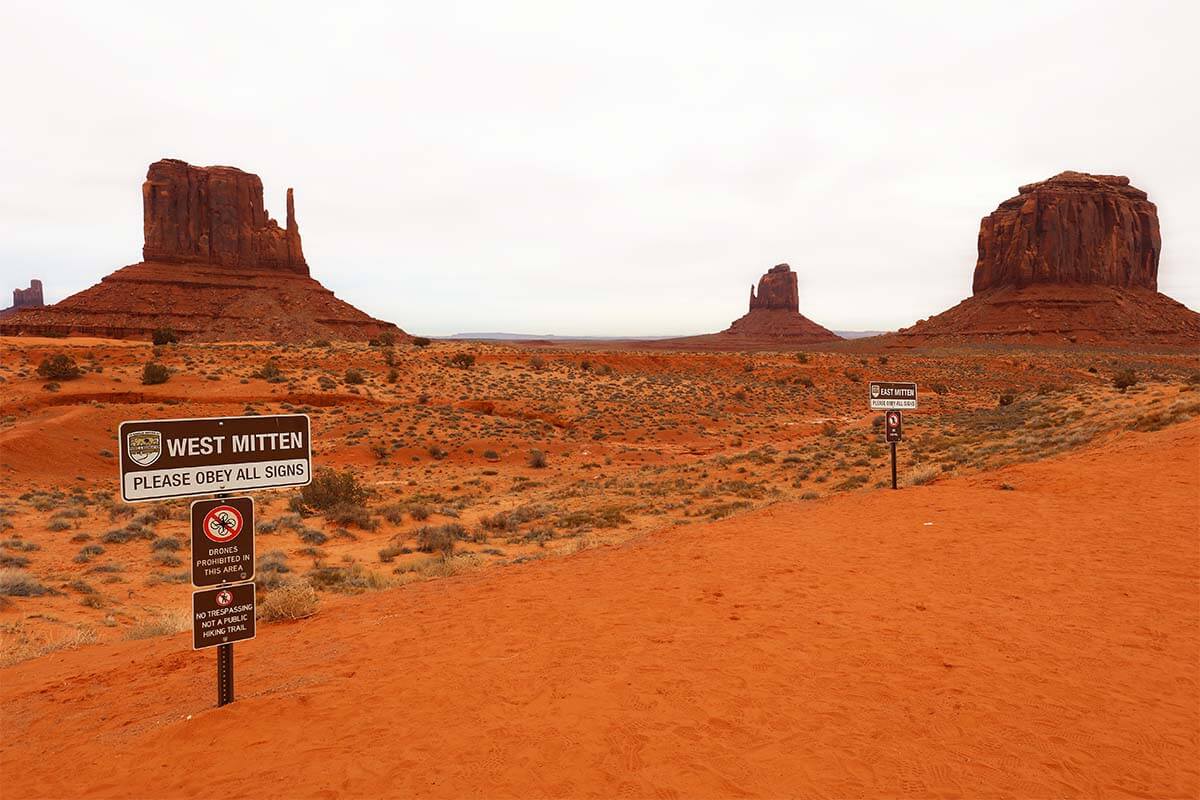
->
[[142, 159, 308, 274], [749, 264, 800, 311], [972, 172, 1159, 294]]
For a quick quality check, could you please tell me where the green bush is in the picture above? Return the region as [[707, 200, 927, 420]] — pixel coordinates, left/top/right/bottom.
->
[[37, 354, 82, 381], [142, 362, 170, 385]]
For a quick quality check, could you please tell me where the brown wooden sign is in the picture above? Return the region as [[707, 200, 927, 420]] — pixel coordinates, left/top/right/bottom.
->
[[192, 582, 256, 650], [191, 497, 254, 587], [118, 414, 311, 502]]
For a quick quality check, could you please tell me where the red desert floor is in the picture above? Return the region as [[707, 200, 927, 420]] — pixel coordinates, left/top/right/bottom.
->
[[2, 421, 1197, 799]]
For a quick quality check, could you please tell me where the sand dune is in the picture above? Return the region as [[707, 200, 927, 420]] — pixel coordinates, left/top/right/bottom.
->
[[2, 419, 1197, 798]]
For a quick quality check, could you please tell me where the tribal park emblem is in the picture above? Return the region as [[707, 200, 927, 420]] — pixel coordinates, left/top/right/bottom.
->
[[126, 430, 162, 467], [870, 384, 880, 398]]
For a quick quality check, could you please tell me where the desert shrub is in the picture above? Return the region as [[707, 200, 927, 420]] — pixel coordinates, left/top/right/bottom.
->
[[151, 536, 182, 551], [253, 359, 284, 382], [929, 382, 949, 395], [412, 336, 431, 348], [380, 504, 404, 525], [0, 554, 30, 569], [293, 468, 369, 513], [306, 564, 387, 594], [0, 569, 49, 597], [298, 528, 328, 545], [415, 524, 461, 556], [450, 353, 475, 369], [795, 352, 809, 364], [259, 580, 319, 621], [369, 331, 396, 347], [326, 503, 378, 531], [794, 375, 814, 389], [386, 368, 399, 383], [46, 519, 71, 532], [482, 449, 500, 461], [557, 507, 629, 529], [344, 368, 365, 385], [37, 354, 82, 381], [142, 362, 170, 385], [821, 421, 838, 437], [528, 449, 547, 469], [73, 544, 105, 563], [151, 328, 179, 345], [408, 504, 431, 521], [378, 544, 403, 563], [428, 444, 447, 459], [1113, 369, 1138, 392], [997, 392, 1015, 407], [529, 355, 546, 370]]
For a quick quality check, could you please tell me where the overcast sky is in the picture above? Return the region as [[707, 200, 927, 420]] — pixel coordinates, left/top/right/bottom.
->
[[2, 1, 1197, 336]]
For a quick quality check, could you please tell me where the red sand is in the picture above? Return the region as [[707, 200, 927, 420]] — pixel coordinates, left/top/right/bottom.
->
[[2, 420, 1198, 798]]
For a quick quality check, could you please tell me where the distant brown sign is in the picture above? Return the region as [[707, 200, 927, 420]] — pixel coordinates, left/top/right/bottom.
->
[[118, 414, 311, 502], [191, 497, 254, 587], [192, 582, 256, 650]]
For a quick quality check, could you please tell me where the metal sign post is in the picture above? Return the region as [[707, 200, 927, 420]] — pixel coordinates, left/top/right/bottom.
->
[[872, 385, 913, 489], [885, 410, 903, 490], [119, 415, 295, 710]]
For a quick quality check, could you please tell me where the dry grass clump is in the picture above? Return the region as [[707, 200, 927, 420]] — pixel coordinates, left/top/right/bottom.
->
[[259, 580, 319, 621], [0, 623, 98, 667], [903, 464, 941, 487], [124, 608, 190, 640], [0, 568, 50, 597]]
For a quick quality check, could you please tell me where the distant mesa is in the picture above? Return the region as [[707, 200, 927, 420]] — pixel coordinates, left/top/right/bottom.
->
[[0, 159, 401, 342], [895, 171, 1200, 345], [0, 279, 45, 319], [723, 264, 840, 341]]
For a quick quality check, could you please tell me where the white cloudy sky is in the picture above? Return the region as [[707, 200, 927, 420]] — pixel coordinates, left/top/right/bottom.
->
[[2, 1, 1197, 336]]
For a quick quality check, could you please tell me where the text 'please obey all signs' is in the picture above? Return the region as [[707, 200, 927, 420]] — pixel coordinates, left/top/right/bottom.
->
[[119, 414, 311, 502]]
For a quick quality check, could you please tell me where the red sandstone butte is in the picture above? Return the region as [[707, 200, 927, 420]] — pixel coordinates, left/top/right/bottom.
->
[[723, 264, 840, 341], [895, 172, 1199, 345], [1, 160, 402, 342], [0, 279, 45, 319], [142, 159, 307, 273]]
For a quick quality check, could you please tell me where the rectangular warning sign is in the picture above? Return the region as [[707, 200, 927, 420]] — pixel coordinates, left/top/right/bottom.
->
[[869, 381, 918, 410], [192, 582, 256, 650], [118, 414, 311, 502], [191, 497, 254, 587]]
